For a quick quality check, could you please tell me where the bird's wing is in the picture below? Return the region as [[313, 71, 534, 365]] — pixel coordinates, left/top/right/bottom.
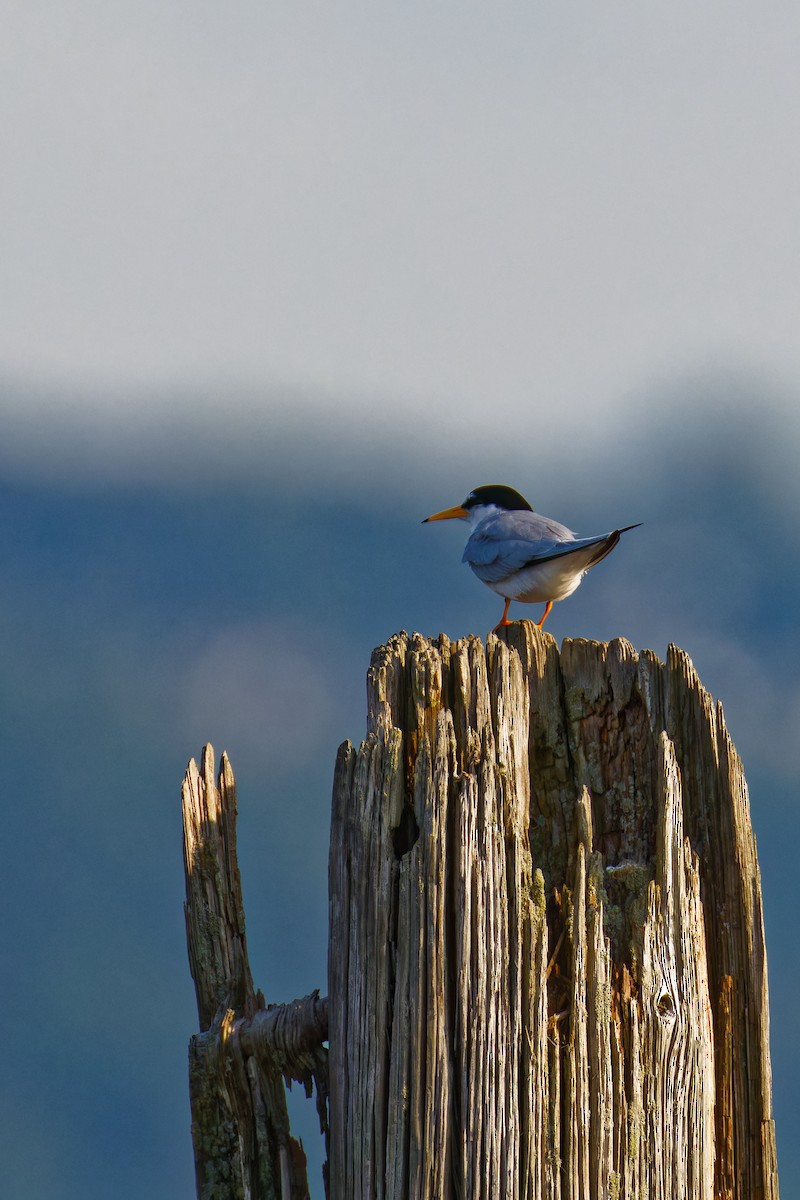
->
[[463, 511, 621, 584]]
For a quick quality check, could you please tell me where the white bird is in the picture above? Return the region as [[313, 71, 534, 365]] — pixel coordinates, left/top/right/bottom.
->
[[423, 484, 640, 631]]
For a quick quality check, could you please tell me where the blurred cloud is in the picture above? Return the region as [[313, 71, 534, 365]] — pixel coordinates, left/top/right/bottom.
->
[[693, 631, 800, 750], [180, 620, 354, 762], [1, 365, 799, 534]]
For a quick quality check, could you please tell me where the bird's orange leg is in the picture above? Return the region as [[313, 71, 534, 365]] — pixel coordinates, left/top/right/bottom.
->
[[536, 600, 553, 627], [492, 597, 512, 632]]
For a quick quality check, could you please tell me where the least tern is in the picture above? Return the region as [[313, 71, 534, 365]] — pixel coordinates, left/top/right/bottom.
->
[[423, 484, 640, 631]]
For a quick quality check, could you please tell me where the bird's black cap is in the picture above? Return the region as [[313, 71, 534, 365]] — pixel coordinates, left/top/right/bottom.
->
[[463, 485, 534, 512]]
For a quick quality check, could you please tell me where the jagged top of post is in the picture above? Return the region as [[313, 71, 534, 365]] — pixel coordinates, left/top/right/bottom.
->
[[364, 622, 731, 769]]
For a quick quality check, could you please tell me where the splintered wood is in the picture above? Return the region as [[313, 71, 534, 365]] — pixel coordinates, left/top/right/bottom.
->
[[327, 626, 779, 1200]]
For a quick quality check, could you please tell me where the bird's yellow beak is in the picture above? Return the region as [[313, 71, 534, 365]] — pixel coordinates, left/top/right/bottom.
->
[[422, 504, 469, 523]]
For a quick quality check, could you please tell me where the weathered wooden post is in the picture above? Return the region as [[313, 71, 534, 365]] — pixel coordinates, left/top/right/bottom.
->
[[182, 624, 779, 1199], [328, 626, 779, 1199]]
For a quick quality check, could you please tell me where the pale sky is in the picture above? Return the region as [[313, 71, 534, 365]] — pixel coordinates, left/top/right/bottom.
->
[[3, 1, 800, 464]]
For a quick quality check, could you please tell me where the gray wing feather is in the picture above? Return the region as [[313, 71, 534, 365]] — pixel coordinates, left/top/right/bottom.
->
[[463, 510, 616, 583]]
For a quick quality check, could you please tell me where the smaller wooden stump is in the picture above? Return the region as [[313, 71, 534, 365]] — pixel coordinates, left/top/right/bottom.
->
[[182, 746, 328, 1200]]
